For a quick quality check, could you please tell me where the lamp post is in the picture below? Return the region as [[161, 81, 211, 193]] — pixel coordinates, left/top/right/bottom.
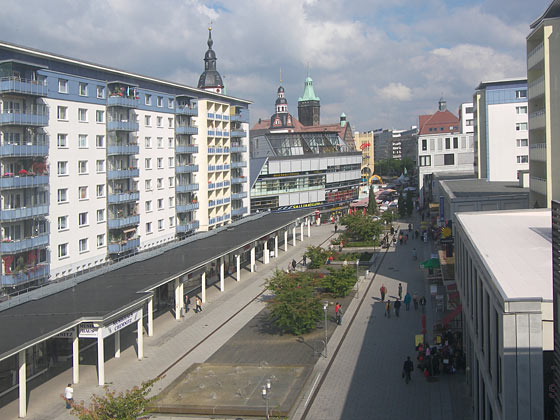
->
[[355, 259, 360, 299], [262, 379, 271, 420], [323, 301, 328, 358]]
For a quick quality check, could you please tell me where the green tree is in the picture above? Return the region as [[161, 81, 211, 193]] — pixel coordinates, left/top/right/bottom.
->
[[321, 265, 358, 297], [340, 214, 382, 243], [397, 192, 406, 217], [305, 246, 329, 269], [405, 192, 413, 216], [68, 377, 159, 420], [367, 185, 377, 215], [266, 270, 323, 335]]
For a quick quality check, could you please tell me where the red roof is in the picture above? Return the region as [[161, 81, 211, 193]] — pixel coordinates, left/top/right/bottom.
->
[[418, 109, 460, 135]]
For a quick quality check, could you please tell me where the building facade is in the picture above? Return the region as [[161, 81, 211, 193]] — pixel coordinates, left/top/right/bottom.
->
[[459, 102, 474, 135], [373, 127, 418, 162], [0, 35, 250, 292], [353, 131, 374, 180], [473, 79, 529, 182], [297, 76, 320, 127]]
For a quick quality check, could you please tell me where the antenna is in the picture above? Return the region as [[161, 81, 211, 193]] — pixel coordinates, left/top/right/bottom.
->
[[280, 68, 282, 84]]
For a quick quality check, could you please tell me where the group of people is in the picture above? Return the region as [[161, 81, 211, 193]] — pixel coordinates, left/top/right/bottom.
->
[[380, 283, 427, 317], [184, 295, 203, 313]]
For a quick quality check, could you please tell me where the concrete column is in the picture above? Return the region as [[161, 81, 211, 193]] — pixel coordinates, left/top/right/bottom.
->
[[137, 307, 143, 360], [147, 297, 154, 337], [220, 259, 225, 292], [72, 326, 79, 384], [274, 235, 279, 258], [179, 282, 184, 310], [307, 218, 311, 237], [264, 241, 269, 264], [201, 272, 207, 303], [97, 328, 104, 386], [18, 349, 26, 418], [300, 223, 304, 241], [292, 226, 297, 246], [174, 278, 180, 321], [114, 330, 121, 358], [284, 230, 288, 252], [236, 255, 241, 282], [250, 246, 256, 272]]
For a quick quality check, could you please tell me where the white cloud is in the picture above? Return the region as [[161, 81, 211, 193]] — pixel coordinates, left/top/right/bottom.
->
[[379, 83, 412, 101]]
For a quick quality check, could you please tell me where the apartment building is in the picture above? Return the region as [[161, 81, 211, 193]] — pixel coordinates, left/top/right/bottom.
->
[[472, 79, 529, 182], [373, 127, 418, 162], [0, 34, 250, 292], [353, 131, 374, 179]]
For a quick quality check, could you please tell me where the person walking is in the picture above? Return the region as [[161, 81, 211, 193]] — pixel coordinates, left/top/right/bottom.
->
[[394, 299, 402, 317], [413, 293, 419, 311], [64, 383, 73, 409], [385, 300, 392, 318], [336, 304, 343, 325], [292, 259, 297, 271], [404, 292, 411, 311], [334, 223, 338, 233], [335, 302, 340, 321], [195, 296, 202, 313], [303, 255, 307, 266], [402, 357, 414, 384], [398, 283, 403, 300], [184, 295, 190, 313], [380, 284, 387, 301], [420, 295, 427, 313]]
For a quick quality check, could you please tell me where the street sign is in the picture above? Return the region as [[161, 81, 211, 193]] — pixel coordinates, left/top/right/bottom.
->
[[440, 237, 454, 244]]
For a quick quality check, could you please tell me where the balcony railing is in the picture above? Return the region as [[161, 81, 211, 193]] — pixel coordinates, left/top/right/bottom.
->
[[231, 177, 246, 184], [108, 214, 140, 229], [176, 183, 199, 193], [231, 161, 247, 168], [529, 109, 546, 130], [107, 96, 139, 108], [175, 164, 199, 174], [0, 143, 49, 157], [107, 145, 140, 155], [0, 77, 48, 96], [107, 168, 139, 180], [231, 192, 248, 200], [530, 175, 547, 196], [1, 264, 49, 287], [108, 237, 140, 254], [107, 121, 139, 132], [529, 143, 547, 162], [176, 221, 199, 233], [0, 233, 49, 254], [176, 203, 199, 213], [176, 125, 198, 135], [176, 145, 198, 154], [0, 107, 49, 127], [0, 204, 48, 221], [232, 207, 248, 217], [528, 75, 545, 99], [528, 42, 544, 70], [230, 111, 249, 123], [0, 174, 49, 189], [176, 106, 198, 116], [108, 191, 140, 204], [230, 130, 247, 138], [230, 145, 247, 153]]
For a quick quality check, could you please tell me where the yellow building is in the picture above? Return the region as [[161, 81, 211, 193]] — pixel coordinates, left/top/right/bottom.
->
[[354, 131, 374, 180]]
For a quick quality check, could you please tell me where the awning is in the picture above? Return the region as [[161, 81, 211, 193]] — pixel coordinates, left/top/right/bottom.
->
[[420, 258, 441, 269], [441, 304, 462, 327], [123, 228, 136, 234]]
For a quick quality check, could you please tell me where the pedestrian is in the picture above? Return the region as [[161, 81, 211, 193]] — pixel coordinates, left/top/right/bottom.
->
[[394, 299, 401, 317], [398, 282, 403, 300], [402, 357, 414, 384], [385, 300, 392, 318], [413, 293, 419, 310], [390, 226, 395, 235], [303, 255, 307, 266], [336, 304, 343, 325], [420, 295, 427, 313], [327, 255, 333, 265], [408, 223, 412, 232], [404, 234, 408, 245], [287, 262, 292, 273], [195, 296, 202, 313], [334, 223, 338, 233], [399, 234, 403, 245], [415, 229, 419, 240], [335, 301, 340, 320], [64, 383, 73, 409], [380, 284, 387, 301], [185, 295, 190, 313], [404, 292, 411, 311], [292, 259, 297, 270]]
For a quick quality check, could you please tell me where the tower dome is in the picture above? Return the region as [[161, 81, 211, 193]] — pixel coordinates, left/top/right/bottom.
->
[[197, 27, 224, 93]]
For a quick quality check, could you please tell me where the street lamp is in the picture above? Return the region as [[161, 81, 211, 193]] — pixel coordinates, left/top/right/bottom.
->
[[323, 301, 328, 358], [355, 259, 360, 299], [262, 379, 271, 420]]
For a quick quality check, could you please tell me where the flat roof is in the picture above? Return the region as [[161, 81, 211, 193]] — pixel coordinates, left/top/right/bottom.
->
[[441, 179, 529, 199], [0, 210, 311, 361], [456, 209, 552, 301], [475, 78, 527, 90]]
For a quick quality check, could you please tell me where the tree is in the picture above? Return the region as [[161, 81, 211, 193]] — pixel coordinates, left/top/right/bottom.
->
[[305, 246, 329, 269], [397, 192, 406, 217], [340, 214, 382, 243], [405, 192, 413, 216], [321, 265, 358, 297], [367, 185, 377, 215], [68, 377, 159, 420]]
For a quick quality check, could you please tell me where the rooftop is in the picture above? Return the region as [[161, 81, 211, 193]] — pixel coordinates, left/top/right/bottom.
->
[[441, 179, 529, 199], [456, 209, 551, 302]]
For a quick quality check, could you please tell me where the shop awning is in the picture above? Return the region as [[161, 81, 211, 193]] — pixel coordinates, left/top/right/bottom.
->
[[420, 258, 441, 269]]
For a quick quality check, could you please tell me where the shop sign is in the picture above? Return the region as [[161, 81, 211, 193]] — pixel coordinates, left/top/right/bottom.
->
[[54, 329, 76, 339], [79, 322, 98, 339], [101, 309, 142, 339]]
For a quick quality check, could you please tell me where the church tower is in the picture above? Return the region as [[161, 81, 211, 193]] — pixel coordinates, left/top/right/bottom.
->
[[197, 27, 224, 93], [269, 85, 295, 130], [298, 75, 320, 126]]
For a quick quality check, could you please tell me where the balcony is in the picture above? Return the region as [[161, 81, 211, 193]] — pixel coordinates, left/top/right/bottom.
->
[[107, 95, 139, 108], [107, 121, 139, 132], [1, 264, 49, 287], [0, 77, 48, 96], [176, 125, 198, 135], [0, 175, 48, 190], [231, 177, 246, 184], [107, 168, 139, 180], [0, 205, 48, 222], [208, 130, 215, 137], [176, 106, 198, 116], [107, 145, 140, 155], [108, 237, 140, 254], [230, 145, 247, 153], [230, 129, 247, 138], [529, 109, 546, 130], [0, 107, 49, 127], [231, 192, 248, 200], [0, 143, 49, 157], [175, 164, 199, 174], [176, 145, 198, 154], [176, 183, 199, 193], [528, 75, 545, 99], [232, 207, 248, 217], [108, 191, 140, 204], [530, 175, 547, 196], [230, 112, 249, 123], [528, 42, 544, 70], [108, 214, 140, 229], [529, 143, 547, 162], [0, 233, 49, 254], [176, 202, 199, 213], [231, 161, 247, 168], [176, 221, 199, 233]]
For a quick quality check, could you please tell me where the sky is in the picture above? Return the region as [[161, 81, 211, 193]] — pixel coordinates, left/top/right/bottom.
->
[[0, 0, 552, 132]]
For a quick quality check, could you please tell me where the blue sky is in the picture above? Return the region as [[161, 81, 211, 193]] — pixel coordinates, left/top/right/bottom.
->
[[0, 0, 551, 131]]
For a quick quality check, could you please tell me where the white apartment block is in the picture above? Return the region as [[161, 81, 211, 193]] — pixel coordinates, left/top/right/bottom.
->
[[459, 102, 474, 134], [473, 79, 529, 182], [0, 40, 250, 291]]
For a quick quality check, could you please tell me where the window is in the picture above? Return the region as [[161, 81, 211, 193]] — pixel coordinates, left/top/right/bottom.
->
[[516, 122, 528, 131], [168, 137, 174, 148], [78, 212, 88, 226], [168, 177, 174, 187], [145, 137, 152, 148], [157, 137, 163, 148], [517, 155, 529, 163], [515, 89, 527, 99], [466, 119, 474, 126], [96, 110, 104, 123], [145, 180, 152, 191], [78, 160, 88, 174], [158, 219, 164, 230], [96, 135, 105, 148], [145, 158, 152, 170], [168, 118, 173, 128], [145, 115, 151, 126], [79, 238, 89, 253], [58, 243, 68, 258], [97, 85, 105, 99], [58, 79, 68, 93], [466, 106, 474, 113], [57, 161, 68, 176], [444, 153, 455, 165], [445, 138, 451, 150], [157, 178, 163, 189], [97, 234, 105, 248], [168, 157, 174, 167], [419, 156, 431, 167], [145, 200, 152, 212], [157, 96, 163, 107], [516, 139, 528, 147], [169, 216, 174, 227], [96, 209, 105, 222], [57, 106, 68, 120], [157, 116, 163, 127], [96, 184, 105, 197], [78, 108, 88, 122], [78, 134, 88, 148], [168, 98, 174, 108], [421, 139, 427, 151], [157, 198, 164, 209], [516, 106, 528, 114], [79, 186, 88, 200], [58, 216, 68, 231], [146, 222, 152, 234], [57, 133, 68, 148], [145, 94, 152, 105], [169, 197, 174, 208], [453, 137, 458, 149], [79, 82, 88, 96], [96, 160, 105, 173], [58, 188, 68, 203], [157, 158, 163, 169]]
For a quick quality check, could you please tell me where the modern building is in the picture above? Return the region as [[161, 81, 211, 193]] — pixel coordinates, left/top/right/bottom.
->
[[373, 127, 418, 162], [0, 32, 250, 293], [527, 1, 560, 208], [250, 81, 361, 212], [552, 200, 560, 420], [455, 209, 553, 420], [417, 98, 474, 205], [353, 131, 374, 180], [459, 102, 474, 135], [472, 79, 529, 182]]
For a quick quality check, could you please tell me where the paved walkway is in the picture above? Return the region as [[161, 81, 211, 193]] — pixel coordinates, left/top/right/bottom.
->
[[0, 223, 334, 420]]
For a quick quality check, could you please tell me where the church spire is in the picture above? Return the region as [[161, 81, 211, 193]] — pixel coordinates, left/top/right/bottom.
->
[[197, 26, 224, 93]]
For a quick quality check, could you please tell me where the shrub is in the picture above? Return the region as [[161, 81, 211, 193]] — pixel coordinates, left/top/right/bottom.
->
[[305, 246, 329, 269], [321, 265, 358, 297]]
